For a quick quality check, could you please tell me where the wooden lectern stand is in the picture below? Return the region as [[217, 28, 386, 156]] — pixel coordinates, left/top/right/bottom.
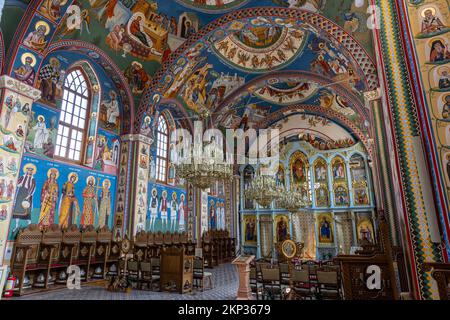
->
[[232, 255, 255, 300]]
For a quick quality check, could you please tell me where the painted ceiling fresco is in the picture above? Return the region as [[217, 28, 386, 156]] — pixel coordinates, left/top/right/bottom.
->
[[1, 0, 377, 143]]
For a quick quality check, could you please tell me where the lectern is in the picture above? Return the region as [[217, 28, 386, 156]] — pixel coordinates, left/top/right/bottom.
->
[[232, 255, 255, 300]]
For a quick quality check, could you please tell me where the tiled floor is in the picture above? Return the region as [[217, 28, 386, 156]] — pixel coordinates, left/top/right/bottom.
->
[[12, 263, 239, 300]]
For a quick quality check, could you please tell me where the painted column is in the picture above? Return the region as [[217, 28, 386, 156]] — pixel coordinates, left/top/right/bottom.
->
[[345, 156, 354, 206], [0, 75, 41, 265], [368, 90, 399, 245], [376, 0, 443, 299], [256, 212, 261, 259], [195, 187, 202, 249], [118, 134, 152, 238], [112, 136, 132, 240], [351, 211, 358, 246]]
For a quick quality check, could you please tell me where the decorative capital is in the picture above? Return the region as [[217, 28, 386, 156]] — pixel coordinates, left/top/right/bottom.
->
[[0, 75, 41, 101], [121, 134, 153, 145], [363, 88, 381, 103]]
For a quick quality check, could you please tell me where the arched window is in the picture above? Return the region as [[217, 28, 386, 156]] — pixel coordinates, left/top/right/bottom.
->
[[156, 115, 169, 182], [55, 68, 90, 163]]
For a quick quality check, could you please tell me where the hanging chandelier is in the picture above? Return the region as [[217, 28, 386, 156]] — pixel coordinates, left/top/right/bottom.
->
[[245, 174, 281, 207], [175, 141, 233, 190], [278, 186, 311, 213]]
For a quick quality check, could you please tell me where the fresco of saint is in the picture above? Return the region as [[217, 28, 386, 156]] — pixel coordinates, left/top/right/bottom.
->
[[58, 172, 80, 228], [98, 179, 111, 228], [81, 176, 98, 227], [12, 164, 36, 233], [38, 168, 59, 228]]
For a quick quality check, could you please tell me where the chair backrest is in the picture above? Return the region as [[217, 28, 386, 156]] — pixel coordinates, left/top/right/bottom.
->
[[151, 257, 160, 268], [140, 261, 152, 273], [261, 268, 280, 282], [118, 258, 126, 271], [172, 232, 180, 244], [250, 268, 257, 280], [154, 231, 163, 245], [148, 232, 154, 245], [127, 259, 139, 272], [97, 226, 112, 243], [134, 230, 148, 246], [163, 231, 172, 245], [279, 263, 290, 274], [317, 270, 338, 285], [292, 270, 309, 283], [256, 262, 271, 272], [81, 225, 97, 243], [193, 258, 204, 271]]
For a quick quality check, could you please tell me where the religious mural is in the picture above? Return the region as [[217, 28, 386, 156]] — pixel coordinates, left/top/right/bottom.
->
[[314, 157, 329, 207], [350, 154, 369, 206], [8, 155, 117, 240], [145, 183, 188, 233], [317, 212, 334, 245], [356, 214, 375, 244], [290, 151, 310, 201], [0, 88, 35, 262], [275, 214, 289, 243], [94, 129, 120, 174], [243, 214, 257, 244], [24, 103, 58, 159], [208, 196, 226, 231]]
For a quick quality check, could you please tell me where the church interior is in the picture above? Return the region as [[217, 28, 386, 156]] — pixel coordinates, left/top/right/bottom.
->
[[0, 0, 448, 302]]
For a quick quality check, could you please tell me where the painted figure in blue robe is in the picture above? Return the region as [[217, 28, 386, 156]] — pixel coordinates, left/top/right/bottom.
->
[[320, 217, 331, 240], [209, 201, 216, 230]]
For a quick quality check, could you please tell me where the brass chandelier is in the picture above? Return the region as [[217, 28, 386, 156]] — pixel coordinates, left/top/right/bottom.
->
[[175, 141, 233, 190], [278, 185, 311, 213], [245, 174, 281, 207]]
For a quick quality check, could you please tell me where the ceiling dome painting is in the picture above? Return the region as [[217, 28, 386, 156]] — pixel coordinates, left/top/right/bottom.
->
[[175, 0, 250, 13], [212, 17, 307, 72]]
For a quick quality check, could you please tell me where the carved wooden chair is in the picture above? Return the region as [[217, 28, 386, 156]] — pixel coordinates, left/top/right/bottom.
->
[[154, 231, 164, 257], [291, 269, 313, 300], [147, 232, 156, 258], [10, 224, 42, 295], [60, 225, 81, 269], [150, 256, 161, 282], [172, 232, 180, 247], [90, 226, 112, 279], [185, 240, 196, 256], [138, 260, 155, 290], [202, 232, 213, 268], [193, 256, 213, 291], [126, 258, 140, 288], [316, 269, 341, 300], [278, 262, 291, 286], [38, 224, 63, 288], [261, 267, 282, 300], [133, 230, 148, 261], [163, 231, 172, 247], [78, 225, 96, 281], [180, 232, 188, 247]]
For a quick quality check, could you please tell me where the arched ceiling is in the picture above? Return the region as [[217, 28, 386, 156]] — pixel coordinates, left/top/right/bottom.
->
[[1, 0, 379, 144]]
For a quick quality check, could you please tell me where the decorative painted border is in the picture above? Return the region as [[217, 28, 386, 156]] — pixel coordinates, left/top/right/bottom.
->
[[375, 0, 442, 300]]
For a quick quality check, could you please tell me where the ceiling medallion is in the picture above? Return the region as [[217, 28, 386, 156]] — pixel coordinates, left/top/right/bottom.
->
[[213, 21, 307, 73]]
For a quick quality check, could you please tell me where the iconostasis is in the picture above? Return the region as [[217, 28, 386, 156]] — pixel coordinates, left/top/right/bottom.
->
[[240, 121, 375, 260]]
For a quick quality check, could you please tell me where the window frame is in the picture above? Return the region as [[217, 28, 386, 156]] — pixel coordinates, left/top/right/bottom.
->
[[54, 67, 91, 165], [155, 114, 170, 184]]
